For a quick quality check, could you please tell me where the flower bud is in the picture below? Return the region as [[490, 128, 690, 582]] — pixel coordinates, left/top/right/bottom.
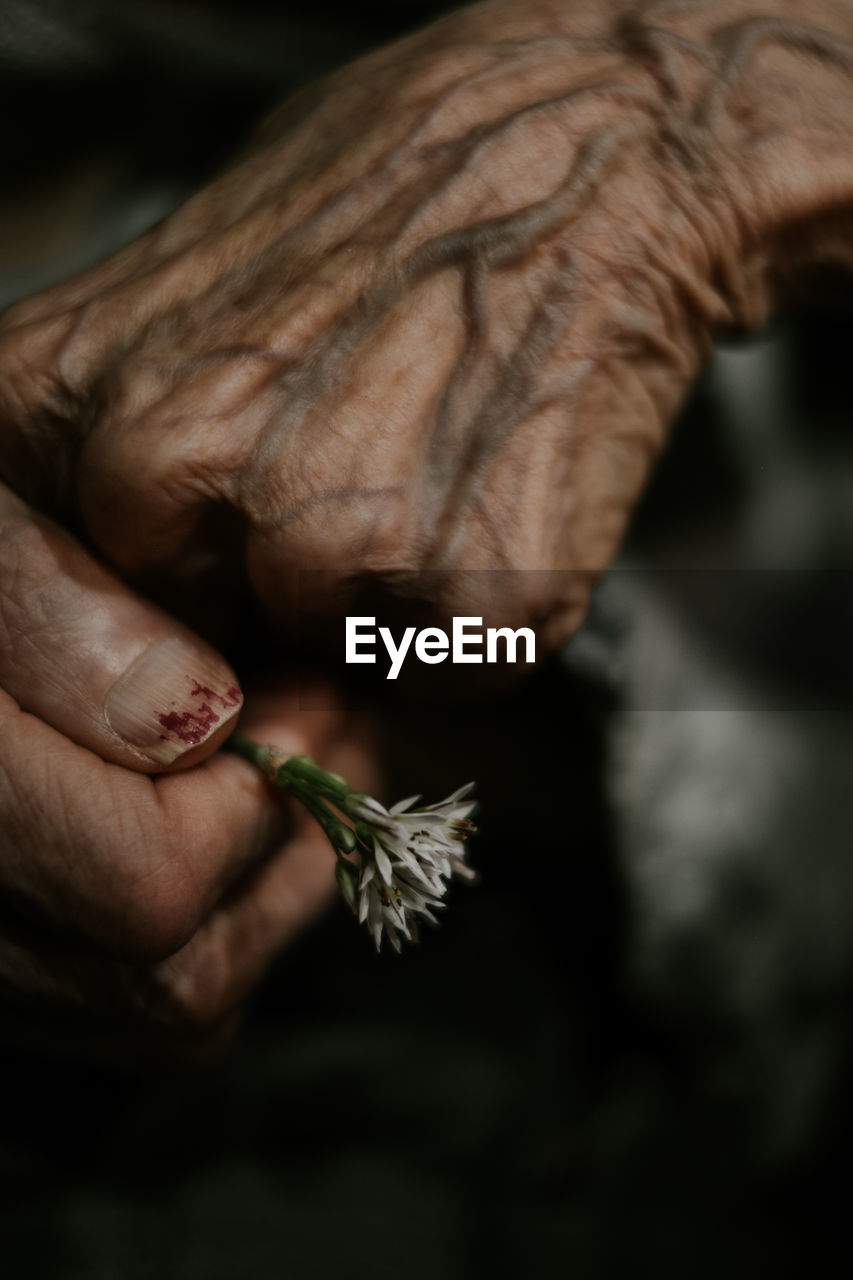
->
[[335, 858, 359, 911]]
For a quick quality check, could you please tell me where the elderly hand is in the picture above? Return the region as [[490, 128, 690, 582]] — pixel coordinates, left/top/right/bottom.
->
[[6, 0, 853, 649], [0, 483, 374, 1057]]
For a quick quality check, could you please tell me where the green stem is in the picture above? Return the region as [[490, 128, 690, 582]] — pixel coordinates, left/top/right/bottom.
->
[[279, 754, 351, 804], [226, 732, 358, 856], [227, 732, 271, 773], [288, 779, 357, 855]]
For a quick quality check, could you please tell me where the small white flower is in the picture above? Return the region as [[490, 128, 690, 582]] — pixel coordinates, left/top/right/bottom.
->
[[390, 784, 478, 884], [347, 784, 478, 952], [227, 736, 478, 954]]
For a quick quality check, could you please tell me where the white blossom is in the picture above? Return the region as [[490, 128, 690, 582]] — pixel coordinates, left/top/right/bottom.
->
[[349, 784, 477, 952], [227, 735, 478, 955]]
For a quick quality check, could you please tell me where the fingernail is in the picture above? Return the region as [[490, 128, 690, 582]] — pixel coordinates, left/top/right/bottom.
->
[[104, 636, 243, 764]]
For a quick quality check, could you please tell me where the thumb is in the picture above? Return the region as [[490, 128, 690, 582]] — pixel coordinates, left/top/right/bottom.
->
[[0, 484, 242, 771]]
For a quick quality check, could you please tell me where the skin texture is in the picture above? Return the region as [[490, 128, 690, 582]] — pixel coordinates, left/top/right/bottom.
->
[[0, 676, 377, 1059], [1, 0, 853, 1054]]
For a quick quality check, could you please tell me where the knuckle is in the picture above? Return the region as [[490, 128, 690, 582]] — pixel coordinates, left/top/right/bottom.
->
[[77, 406, 223, 565], [0, 315, 82, 506], [84, 369, 241, 505], [97, 350, 176, 425], [139, 953, 239, 1040], [117, 880, 203, 964]]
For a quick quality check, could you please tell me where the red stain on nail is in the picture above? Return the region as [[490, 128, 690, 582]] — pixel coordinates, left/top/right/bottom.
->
[[156, 679, 241, 746], [188, 682, 242, 708], [157, 703, 220, 745]]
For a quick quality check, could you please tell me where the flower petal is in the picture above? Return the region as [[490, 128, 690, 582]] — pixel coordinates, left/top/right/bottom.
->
[[390, 795, 422, 815], [374, 842, 394, 886]]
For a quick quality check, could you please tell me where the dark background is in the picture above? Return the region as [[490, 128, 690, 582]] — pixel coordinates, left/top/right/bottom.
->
[[2, 3, 853, 1275]]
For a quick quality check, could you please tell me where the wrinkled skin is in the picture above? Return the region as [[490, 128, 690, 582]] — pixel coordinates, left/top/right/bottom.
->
[[4, 1, 853, 635], [2, 0, 853, 1054], [0, 5, 767, 636], [0, 677, 377, 1060]]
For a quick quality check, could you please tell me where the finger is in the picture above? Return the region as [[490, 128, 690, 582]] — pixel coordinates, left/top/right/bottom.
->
[[0, 911, 245, 1066], [0, 683, 366, 1057], [0, 482, 241, 771], [137, 815, 337, 1038], [0, 231, 216, 515], [132, 691, 378, 1036], [0, 691, 279, 958], [0, 679, 350, 960], [0, 818, 325, 1060]]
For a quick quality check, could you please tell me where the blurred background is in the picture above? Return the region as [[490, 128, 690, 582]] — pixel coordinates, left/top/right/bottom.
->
[[2, 3, 853, 1276]]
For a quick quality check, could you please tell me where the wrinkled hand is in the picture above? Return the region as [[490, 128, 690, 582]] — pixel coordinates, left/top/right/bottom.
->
[[3, 0, 853, 648], [0, 485, 374, 1057]]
